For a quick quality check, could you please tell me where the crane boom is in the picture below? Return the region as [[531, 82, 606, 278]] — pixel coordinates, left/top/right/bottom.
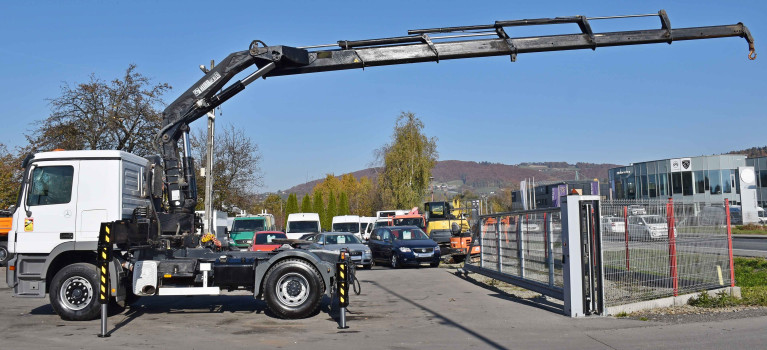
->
[[156, 10, 755, 236]]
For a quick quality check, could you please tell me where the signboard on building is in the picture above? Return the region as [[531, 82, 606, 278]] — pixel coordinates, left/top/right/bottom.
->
[[681, 158, 692, 171], [670, 159, 682, 172]]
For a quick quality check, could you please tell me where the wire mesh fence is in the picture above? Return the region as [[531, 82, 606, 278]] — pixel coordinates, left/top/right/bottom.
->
[[600, 199, 733, 307], [474, 208, 563, 297]]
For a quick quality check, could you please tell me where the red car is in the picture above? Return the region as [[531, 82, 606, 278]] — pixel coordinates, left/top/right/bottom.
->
[[250, 231, 288, 252]]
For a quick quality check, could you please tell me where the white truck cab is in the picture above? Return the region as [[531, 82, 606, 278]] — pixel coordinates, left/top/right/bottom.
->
[[331, 215, 362, 240], [285, 213, 321, 239], [8, 150, 149, 299]]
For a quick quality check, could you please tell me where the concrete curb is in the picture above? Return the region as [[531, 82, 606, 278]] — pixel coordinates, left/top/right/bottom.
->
[[605, 287, 741, 316], [732, 234, 767, 239]]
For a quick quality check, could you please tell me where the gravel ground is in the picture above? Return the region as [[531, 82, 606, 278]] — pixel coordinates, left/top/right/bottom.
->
[[623, 304, 767, 323]]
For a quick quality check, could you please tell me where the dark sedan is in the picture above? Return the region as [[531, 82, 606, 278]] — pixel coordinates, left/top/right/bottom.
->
[[368, 226, 440, 268]]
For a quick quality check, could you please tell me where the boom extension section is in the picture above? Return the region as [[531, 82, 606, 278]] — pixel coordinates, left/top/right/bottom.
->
[[157, 9, 755, 238]]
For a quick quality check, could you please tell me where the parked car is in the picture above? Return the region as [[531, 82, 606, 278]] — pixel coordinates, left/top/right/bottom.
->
[[601, 216, 626, 234], [311, 232, 372, 269], [368, 226, 440, 268], [250, 231, 288, 252], [627, 215, 673, 240]]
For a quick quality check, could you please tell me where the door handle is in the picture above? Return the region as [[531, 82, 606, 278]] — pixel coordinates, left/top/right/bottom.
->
[[60, 232, 73, 239]]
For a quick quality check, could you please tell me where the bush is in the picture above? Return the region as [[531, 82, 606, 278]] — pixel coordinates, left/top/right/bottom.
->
[[688, 290, 739, 308]]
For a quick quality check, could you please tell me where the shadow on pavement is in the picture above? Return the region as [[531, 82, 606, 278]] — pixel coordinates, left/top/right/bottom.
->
[[451, 269, 564, 315], [366, 280, 510, 350]]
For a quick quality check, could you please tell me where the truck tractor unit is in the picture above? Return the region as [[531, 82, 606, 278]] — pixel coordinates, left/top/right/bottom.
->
[[3, 10, 755, 323]]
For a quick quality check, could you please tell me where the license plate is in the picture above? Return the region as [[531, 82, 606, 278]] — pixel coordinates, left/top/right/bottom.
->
[[240, 248, 249, 251], [415, 252, 433, 258]]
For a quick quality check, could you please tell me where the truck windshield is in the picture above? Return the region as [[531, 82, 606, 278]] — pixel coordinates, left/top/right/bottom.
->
[[231, 219, 265, 232], [332, 223, 359, 233], [288, 221, 320, 233]]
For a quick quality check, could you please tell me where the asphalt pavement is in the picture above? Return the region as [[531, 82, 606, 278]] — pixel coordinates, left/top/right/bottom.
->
[[733, 235, 767, 258], [1, 265, 766, 349]]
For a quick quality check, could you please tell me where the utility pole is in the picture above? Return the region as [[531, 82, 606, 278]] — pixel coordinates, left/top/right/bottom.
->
[[202, 60, 216, 237]]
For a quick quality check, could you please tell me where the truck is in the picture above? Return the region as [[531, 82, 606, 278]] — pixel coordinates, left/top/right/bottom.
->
[[4, 10, 755, 323], [228, 216, 271, 250]]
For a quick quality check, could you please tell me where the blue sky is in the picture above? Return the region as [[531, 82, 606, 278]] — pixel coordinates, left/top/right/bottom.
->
[[1, 0, 765, 192]]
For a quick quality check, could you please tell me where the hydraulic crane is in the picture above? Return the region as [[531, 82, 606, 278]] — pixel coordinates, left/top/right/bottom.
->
[[156, 10, 755, 239]]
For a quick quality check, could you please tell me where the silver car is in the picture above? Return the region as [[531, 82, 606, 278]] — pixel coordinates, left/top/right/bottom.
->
[[628, 215, 672, 240], [312, 232, 372, 269]]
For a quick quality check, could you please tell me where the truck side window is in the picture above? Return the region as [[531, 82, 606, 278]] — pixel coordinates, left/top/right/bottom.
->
[[27, 166, 74, 206]]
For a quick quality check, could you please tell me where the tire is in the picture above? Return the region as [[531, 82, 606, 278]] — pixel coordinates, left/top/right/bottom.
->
[[0, 241, 9, 266], [50, 263, 101, 321], [362, 264, 372, 270], [263, 259, 323, 319], [430, 262, 440, 268], [390, 254, 399, 269]]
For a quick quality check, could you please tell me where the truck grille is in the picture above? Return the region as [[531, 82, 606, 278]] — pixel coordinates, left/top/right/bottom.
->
[[235, 239, 250, 245]]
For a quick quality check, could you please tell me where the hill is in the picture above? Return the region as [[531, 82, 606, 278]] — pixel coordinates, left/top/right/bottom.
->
[[280, 160, 621, 197]]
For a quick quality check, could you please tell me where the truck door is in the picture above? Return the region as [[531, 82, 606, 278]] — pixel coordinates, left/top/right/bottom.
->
[[15, 162, 79, 253]]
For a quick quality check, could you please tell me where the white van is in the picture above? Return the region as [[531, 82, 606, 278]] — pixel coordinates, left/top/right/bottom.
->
[[285, 213, 321, 239], [332, 215, 362, 240]]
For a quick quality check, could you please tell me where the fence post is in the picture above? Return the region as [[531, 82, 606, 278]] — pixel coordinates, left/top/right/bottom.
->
[[518, 215, 525, 278], [546, 212, 554, 287], [667, 198, 678, 297], [496, 218, 502, 273], [726, 199, 735, 287], [479, 218, 485, 269], [624, 206, 630, 271]]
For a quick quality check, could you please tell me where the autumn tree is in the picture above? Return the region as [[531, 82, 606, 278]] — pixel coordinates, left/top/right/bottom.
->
[[376, 112, 438, 209], [259, 194, 285, 230], [0, 143, 23, 209], [28, 65, 170, 156], [313, 173, 375, 217], [301, 194, 312, 213]]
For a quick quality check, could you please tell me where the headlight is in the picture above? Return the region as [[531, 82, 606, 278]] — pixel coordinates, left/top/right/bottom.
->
[[398, 247, 411, 253], [364, 249, 372, 255], [246, 240, 252, 244], [434, 245, 440, 253]]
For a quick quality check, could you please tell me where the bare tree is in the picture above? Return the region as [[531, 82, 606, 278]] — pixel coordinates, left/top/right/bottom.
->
[[191, 124, 263, 211], [27, 65, 170, 156]]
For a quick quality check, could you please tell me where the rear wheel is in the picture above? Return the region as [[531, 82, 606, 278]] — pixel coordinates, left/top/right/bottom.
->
[[50, 263, 100, 321], [263, 259, 323, 319]]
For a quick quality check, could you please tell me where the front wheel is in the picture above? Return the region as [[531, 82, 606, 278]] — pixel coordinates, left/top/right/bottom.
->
[[50, 263, 100, 321], [390, 254, 399, 269], [0, 241, 9, 266], [263, 259, 323, 319], [430, 262, 440, 268]]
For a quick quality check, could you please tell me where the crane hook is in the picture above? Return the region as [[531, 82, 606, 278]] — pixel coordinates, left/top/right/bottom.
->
[[749, 49, 757, 60]]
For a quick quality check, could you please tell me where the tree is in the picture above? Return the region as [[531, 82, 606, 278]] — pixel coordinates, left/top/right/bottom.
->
[[325, 190, 337, 231], [376, 112, 438, 209], [312, 191, 325, 230], [190, 124, 263, 211], [301, 194, 312, 213], [284, 193, 299, 226], [28, 65, 170, 156], [260, 194, 285, 230], [0, 143, 23, 209], [338, 192, 350, 216]]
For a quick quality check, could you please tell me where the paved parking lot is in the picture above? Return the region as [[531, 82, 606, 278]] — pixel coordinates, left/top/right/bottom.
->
[[1, 265, 766, 349]]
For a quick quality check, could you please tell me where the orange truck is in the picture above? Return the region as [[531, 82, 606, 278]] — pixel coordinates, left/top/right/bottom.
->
[[0, 213, 11, 265]]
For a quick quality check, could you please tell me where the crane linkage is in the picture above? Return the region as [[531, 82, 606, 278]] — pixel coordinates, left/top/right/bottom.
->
[[155, 9, 755, 238]]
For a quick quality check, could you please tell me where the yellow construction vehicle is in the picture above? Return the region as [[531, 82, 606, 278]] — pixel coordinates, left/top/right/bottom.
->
[[424, 199, 474, 263]]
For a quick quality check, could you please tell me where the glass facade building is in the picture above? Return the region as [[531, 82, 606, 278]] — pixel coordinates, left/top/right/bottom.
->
[[608, 155, 747, 205], [746, 156, 767, 208]]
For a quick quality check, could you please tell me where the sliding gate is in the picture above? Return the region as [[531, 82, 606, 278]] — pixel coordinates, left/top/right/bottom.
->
[[463, 195, 604, 317]]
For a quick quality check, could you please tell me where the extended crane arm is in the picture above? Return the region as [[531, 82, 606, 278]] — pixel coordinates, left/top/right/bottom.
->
[[158, 10, 755, 224]]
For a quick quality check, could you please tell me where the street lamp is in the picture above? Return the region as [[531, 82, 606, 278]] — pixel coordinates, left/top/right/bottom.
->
[[430, 176, 434, 201]]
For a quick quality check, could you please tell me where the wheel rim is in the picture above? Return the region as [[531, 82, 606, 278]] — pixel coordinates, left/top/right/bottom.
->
[[275, 272, 310, 307], [0, 246, 7, 261], [59, 276, 93, 311], [391, 255, 397, 268]]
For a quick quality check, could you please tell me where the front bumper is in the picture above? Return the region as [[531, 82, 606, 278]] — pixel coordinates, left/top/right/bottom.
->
[[396, 250, 441, 265]]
